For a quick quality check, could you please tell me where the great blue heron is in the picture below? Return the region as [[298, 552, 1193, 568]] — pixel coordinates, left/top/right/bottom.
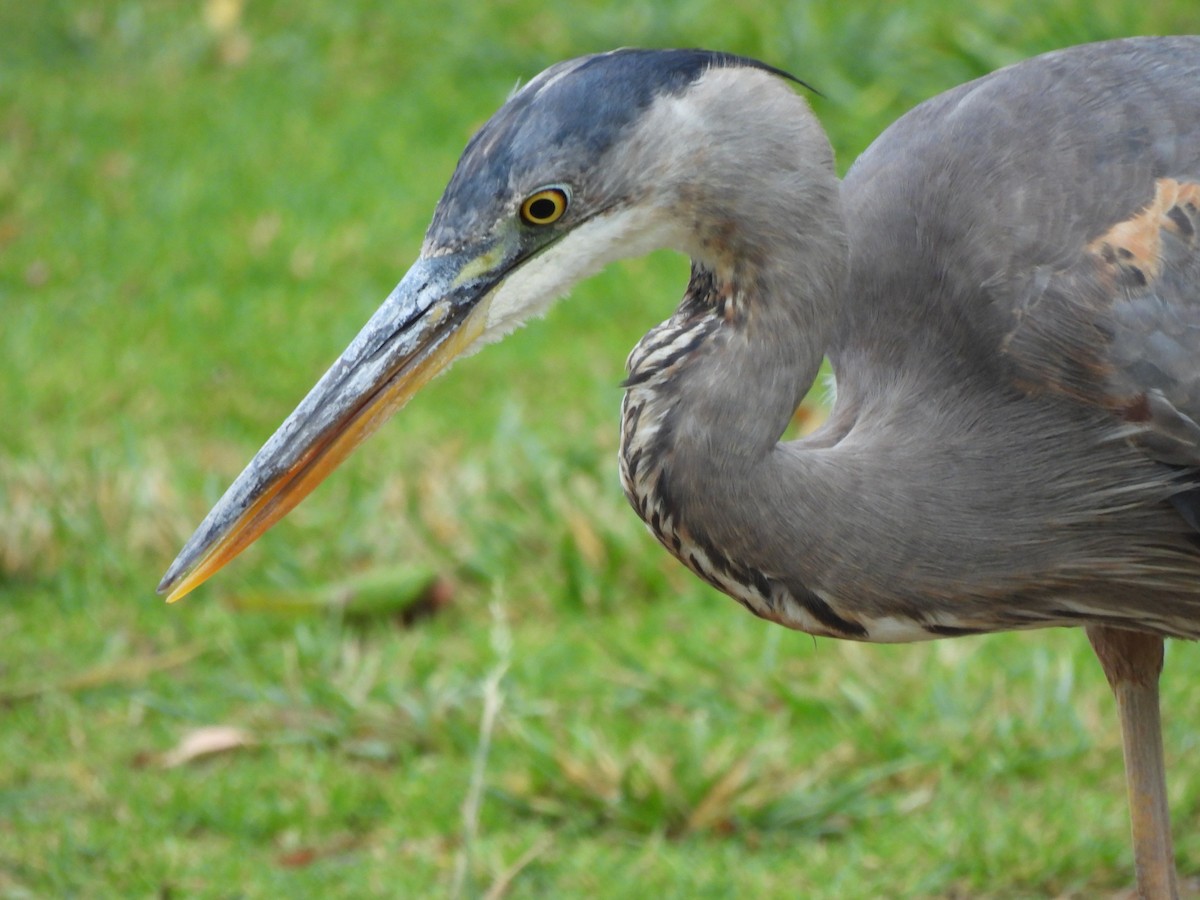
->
[[159, 38, 1200, 897]]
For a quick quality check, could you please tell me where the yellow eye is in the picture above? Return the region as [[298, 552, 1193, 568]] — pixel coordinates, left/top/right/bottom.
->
[[519, 187, 569, 226]]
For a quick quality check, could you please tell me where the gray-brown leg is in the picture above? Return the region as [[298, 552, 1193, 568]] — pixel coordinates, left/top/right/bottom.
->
[[1086, 625, 1179, 900]]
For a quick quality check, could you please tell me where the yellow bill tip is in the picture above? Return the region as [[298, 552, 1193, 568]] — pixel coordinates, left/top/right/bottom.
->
[[158, 294, 494, 606]]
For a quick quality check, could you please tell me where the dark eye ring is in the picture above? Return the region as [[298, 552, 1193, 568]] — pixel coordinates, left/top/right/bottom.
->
[[520, 187, 570, 226]]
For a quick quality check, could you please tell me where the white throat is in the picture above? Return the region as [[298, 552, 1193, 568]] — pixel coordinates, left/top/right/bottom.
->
[[478, 205, 685, 346]]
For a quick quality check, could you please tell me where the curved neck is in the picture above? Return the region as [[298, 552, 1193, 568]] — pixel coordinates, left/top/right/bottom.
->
[[620, 170, 851, 634], [619, 71, 849, 460]]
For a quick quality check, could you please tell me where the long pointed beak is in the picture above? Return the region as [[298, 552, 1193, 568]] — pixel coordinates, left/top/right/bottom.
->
[[157, 251, 498, 603]]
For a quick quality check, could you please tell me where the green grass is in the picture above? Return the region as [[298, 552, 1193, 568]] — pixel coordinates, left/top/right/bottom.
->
[[4, 1, 1200, 896]]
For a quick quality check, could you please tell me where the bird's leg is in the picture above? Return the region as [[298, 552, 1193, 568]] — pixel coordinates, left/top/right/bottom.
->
[[1085, 625, 1178, 900]]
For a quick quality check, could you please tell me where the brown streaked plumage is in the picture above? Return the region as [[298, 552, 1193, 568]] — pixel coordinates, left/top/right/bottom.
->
[[1089, 178, 1200, 287], [160, 40, 1200, 896]]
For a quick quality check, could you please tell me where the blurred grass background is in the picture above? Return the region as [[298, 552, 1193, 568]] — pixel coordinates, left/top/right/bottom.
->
[[4, 1, 1200, 896]]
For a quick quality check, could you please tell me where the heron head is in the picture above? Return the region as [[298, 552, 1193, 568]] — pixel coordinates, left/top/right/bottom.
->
[[157, 49, 810, 602]]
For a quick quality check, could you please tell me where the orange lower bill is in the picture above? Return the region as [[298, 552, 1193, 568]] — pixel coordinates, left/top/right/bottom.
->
[[162, 299, 490, 603]]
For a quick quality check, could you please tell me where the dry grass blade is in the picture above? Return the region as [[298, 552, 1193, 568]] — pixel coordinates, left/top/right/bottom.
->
[[683, 750, 755, 834], [451, 600, 511, 900], [482, 835, 553, 900], [160, 725, 256, 768], [0, 454, 186, 581], [0, 643, 207, 704]]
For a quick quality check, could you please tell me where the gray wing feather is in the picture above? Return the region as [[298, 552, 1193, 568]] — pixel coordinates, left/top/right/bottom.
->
[[1104, 190, 1200, 465], [1006, 177, 1200, 467], [844, 37, 1200, 522], [916, 40, 1200, 469]]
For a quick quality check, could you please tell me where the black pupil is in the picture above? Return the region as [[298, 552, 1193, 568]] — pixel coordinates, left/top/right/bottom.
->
[[528, 196, 558, 221]]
